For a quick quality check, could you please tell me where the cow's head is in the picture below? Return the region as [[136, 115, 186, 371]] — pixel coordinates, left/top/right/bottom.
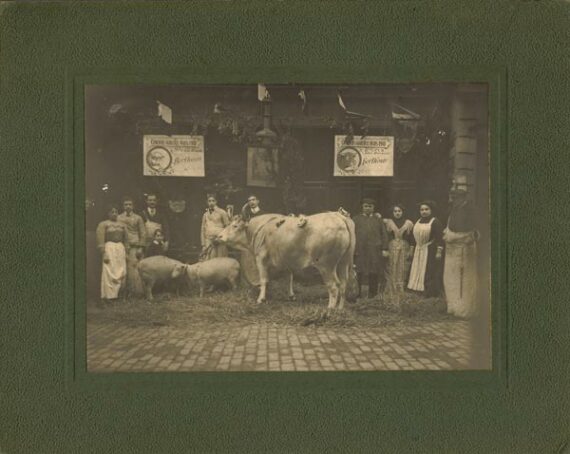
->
[[216, 215, 249, 251], [171, 263, 188, 280]]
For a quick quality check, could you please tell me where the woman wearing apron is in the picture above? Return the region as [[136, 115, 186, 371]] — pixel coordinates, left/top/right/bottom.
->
[[384, 204, 414, 297], [95, 205, 129, 302], [407, 201, 444, 298]]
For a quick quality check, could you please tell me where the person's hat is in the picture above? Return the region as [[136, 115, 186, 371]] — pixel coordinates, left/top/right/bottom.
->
[[361, 198, 376, 205]]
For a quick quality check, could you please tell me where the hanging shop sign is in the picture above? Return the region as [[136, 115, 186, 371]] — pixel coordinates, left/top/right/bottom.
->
[[143, 135, 205, 177], [334, 135, 394, 177]]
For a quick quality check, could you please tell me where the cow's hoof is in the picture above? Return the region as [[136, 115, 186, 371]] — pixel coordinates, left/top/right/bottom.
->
[[288, 295, 297, 302], [256, 298, 267, 305]]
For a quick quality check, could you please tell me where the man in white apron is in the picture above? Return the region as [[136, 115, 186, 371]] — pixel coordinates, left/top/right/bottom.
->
[[201, 194, 230, 260], [443, 188, 479, 318]]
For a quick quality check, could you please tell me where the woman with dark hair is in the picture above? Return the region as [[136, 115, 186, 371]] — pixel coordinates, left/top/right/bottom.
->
[[407, 200, 444, 297], [240, 194, 264, 286], [384, 203, 414, 296], [95, 204, 129, 302]]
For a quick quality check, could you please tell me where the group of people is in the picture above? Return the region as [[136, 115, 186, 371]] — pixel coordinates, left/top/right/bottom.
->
[[95, 193, 170, 301], [94, 189, 479, 319], [94, 192, 264, 301], [353, 188, 479, 318]]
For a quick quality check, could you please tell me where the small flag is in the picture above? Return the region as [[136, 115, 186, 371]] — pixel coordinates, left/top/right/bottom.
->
[[391, 103, 420, 121], [109, 103, 123, 115], [157, 101, 172, 124], [257, 83, 270, 101], [337, 93, 347, 111], [298, 89, 307, 112], [214, 103, 232, 114], [338, 92, 371, 119]]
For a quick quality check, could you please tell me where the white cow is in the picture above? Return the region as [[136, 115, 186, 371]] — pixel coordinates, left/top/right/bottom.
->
[[216, 211, 356, 310]]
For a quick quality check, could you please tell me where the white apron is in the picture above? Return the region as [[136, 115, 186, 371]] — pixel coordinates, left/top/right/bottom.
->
[[407, 218, 434, 292], [100, 241, 126, 299], [444, 228, 478, 318]]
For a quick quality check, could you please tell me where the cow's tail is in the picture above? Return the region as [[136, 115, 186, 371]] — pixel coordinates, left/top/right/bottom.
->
[[336, 212, 358, 299]]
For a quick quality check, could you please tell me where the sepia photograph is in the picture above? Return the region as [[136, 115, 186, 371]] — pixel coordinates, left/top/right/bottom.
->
[[85, 83, 491, 372]]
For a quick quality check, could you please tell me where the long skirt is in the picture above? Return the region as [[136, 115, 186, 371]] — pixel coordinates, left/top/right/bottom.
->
[[125, 247, 144, 297], [100, 242, 126, 299], [444, 230, 477, 318], [240, 249, 260, 286], [386, 239, 411, 297]]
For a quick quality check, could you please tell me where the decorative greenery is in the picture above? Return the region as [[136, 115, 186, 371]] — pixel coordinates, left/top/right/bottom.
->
[[276, 132, 307, 214]]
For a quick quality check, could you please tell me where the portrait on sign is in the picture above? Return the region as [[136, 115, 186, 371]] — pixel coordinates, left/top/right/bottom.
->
[[334, 135, 394, 177], [143, 135, 205, 177]]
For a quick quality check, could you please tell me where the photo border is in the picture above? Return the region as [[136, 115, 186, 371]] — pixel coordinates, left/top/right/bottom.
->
[[66, 66, 507, 392]]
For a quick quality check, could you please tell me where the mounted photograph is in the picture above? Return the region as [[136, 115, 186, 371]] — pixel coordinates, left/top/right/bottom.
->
[[84, 82, 491, 372]]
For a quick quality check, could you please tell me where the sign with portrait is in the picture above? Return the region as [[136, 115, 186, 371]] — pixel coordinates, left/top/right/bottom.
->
[[143, 135, 205, 177], [334, 135, 394, 177], [247, 147, 279, 187]]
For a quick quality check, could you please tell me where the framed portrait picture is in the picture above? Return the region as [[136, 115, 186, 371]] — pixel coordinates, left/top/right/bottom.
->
[[247, 146, 279, 187]]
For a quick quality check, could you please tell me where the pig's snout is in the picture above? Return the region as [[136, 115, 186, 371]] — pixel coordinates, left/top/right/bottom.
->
[[171, 264, 187, 279]]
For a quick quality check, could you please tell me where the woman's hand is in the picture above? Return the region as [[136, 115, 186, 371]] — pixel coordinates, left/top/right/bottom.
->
[[381, 250, 390, 258], [436, 248, 443, 260]]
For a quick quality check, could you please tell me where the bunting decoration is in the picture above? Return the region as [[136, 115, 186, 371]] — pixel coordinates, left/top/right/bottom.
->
[[257, 83, 270, 101], [157, 101, 172, 124], [391, 103, 420, 121], [338, 92, 372, 119], [391, 103, 420, 155], [298, 89, 307, 113]]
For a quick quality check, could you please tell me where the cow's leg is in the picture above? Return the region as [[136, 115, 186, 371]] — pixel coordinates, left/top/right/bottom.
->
[[288, 272, 296, 301], [337, 263, 349, 311], [256, 255, 269, 304], [199, 280, 205, 298], [318, 268, 340, 311]]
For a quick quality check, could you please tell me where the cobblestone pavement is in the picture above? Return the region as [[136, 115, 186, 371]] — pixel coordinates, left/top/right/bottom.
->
[[87, 320, 484, 372]]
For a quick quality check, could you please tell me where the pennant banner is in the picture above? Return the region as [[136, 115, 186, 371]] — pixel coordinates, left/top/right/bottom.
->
[[298, 89, 307, 112], [157, 101, 172, 124], [257, 84, 270, 101]]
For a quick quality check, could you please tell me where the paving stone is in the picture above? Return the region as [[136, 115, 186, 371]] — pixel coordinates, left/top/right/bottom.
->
[[87, 319, 480, 372]]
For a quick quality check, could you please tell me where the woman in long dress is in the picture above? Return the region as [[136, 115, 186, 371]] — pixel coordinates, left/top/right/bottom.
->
[[407, 201, 444, 298], [96, 205, 129, 302], [384, 204, 414, 296]]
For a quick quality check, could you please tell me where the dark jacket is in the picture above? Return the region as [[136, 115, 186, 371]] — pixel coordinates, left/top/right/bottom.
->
[[140, 207, 170, 239], [353, 214, 389, 274]]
